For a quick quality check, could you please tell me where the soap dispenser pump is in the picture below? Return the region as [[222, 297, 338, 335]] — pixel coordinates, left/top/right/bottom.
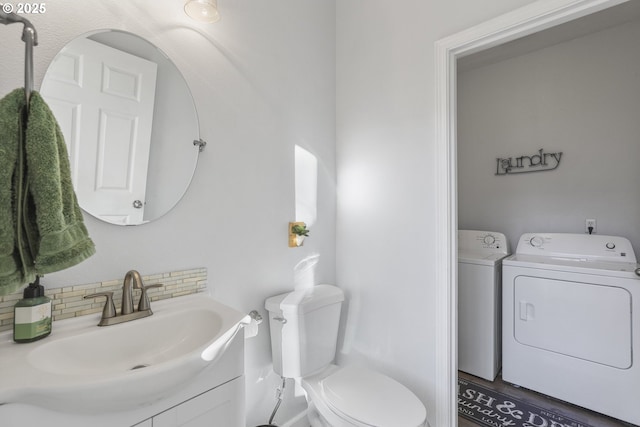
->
[[13, 276, 52, 343]]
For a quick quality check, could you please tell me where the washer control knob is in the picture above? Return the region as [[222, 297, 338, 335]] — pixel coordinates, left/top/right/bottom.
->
[[530, 236, 544, 247], [483, 235, 496, 245], [606, 242, 616, 250]]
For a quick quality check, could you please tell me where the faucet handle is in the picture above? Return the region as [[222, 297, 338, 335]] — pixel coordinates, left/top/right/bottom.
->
[[84, 292, 116, 324], [138, 283, 163, 312]]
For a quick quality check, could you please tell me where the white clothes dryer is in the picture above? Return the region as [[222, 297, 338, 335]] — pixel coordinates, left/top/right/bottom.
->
[[502, 233, 640, 425], [458, 230, 510, 381]]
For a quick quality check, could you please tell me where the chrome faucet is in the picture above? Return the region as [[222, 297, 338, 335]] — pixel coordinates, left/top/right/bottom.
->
[[84, 270, 163, 326]]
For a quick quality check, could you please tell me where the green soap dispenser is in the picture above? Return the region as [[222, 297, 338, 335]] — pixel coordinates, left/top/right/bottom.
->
[[13, 276, 52, 343]]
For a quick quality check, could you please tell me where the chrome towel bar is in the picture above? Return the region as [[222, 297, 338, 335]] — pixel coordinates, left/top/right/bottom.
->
[[0, 5, 38, 106]]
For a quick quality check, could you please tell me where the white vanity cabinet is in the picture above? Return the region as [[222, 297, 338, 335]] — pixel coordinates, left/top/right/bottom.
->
[[0, 334, 245, 427], [147, 377, 243, 426]]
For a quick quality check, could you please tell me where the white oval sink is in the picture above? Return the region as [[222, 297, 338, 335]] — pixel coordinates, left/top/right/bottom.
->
[[28, 308, 223, 375], [0, 294, 248, 413]]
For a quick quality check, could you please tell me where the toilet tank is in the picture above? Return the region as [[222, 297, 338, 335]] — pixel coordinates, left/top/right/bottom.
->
[[265, 284, 344, 378]]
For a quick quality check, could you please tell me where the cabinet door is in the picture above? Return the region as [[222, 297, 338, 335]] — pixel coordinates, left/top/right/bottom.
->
[[152, 378, 244, 427]]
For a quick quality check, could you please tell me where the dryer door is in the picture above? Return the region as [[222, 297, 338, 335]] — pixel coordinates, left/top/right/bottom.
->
[[514, 276, 632, 368]]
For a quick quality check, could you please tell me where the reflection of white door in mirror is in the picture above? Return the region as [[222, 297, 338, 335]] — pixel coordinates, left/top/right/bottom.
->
[[41, 38, 158, 225]]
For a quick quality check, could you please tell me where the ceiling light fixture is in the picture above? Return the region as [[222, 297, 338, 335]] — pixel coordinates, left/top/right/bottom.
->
[[184, 0, 220, 23]]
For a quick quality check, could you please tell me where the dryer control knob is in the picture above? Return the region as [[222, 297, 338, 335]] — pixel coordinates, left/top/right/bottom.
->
[[483, 235, 496, 245], [530, 236, 544, 247], [606, 242, 616, 250]]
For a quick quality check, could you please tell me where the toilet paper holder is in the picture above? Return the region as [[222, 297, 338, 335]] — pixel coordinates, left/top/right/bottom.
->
[[248, 310, 263, 324], [243, 310, 263, 339]]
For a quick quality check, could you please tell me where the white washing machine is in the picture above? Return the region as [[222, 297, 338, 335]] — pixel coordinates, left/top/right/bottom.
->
[[503, 233, 640, 425], [458, 230, 510, 381]]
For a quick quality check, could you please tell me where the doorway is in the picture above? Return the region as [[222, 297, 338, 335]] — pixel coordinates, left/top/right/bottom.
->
[[434, 0, 632, 425]]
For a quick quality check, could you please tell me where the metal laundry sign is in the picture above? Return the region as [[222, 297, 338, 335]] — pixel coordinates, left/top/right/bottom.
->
[[496, 148, 563, 176]]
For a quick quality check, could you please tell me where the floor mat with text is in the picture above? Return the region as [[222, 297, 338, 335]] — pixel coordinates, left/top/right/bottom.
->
[[458, 377, 597, 427]]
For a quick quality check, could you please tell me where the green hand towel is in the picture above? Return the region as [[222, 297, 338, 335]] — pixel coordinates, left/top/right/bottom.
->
[[0, 89, 95, 296], [0, 89, 25, 295]]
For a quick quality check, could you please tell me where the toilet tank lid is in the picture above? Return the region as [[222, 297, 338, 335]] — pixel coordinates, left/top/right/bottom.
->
[[265, 284, 345, 314]]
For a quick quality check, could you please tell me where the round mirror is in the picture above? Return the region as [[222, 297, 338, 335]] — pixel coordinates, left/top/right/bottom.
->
[[40, 30, 202, 226]]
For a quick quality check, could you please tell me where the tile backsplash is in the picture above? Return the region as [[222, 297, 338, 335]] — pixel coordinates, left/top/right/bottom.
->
[[0, 268, 207, 333]]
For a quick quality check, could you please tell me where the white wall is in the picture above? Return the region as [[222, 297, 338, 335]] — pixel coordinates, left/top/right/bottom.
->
[[0, 0, 335, 424], [336, 0, 536, 424], [458, 18, 640, 255]]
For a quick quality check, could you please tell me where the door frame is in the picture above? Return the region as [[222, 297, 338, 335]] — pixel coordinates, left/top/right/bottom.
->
[[433, 0, 629, 425]]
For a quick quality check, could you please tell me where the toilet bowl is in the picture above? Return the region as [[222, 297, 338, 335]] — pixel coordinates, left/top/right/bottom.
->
[[265, 285, 428, 427]]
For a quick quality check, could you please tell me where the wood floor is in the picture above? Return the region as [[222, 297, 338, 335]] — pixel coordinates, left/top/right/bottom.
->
[[457, 371, 637, 427]]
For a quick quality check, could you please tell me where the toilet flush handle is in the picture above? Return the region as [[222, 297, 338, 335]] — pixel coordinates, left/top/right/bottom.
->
[[273, 316, 287, 324], [635, 267, 640, 277]]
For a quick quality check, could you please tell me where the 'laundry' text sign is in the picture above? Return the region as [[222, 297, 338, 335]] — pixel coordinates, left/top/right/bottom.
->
[[496, 148, 562, 176]]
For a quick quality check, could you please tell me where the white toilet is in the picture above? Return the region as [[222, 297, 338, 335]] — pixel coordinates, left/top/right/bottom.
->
[[265, 284, 428, 427]]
